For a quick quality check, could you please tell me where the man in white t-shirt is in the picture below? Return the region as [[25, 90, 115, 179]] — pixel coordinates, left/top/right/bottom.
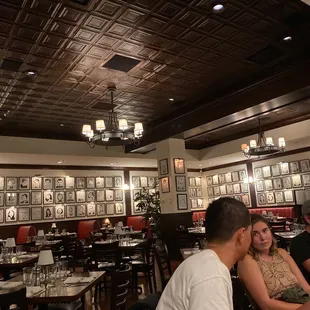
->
[[156, 197, 252, 310]]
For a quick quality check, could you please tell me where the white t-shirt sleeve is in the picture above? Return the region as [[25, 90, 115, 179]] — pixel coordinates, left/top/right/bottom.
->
[[189, 277, 232, 310]]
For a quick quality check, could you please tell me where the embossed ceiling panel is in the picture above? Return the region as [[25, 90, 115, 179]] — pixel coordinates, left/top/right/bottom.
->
[[0, 0, 308, 143]]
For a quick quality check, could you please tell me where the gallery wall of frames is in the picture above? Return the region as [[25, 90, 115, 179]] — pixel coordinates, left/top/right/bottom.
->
[[0, 169, 126, 226], [188, 172, 206, 210]]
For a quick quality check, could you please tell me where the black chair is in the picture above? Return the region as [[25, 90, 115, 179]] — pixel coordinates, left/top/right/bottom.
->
[[154, 241, 172, 290], [176, 228, 196, 249], [231, 276, 255, 310], [128, 293, 162, 310], [0, 286, 27, 310]]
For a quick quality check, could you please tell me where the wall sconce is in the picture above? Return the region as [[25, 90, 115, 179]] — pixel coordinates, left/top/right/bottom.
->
[[244, 177, 254, 184], [122, 184, 130, 191]]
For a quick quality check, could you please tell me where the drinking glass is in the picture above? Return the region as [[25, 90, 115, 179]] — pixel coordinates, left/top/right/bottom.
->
[[23, 267, 34, 286], [16, 245, 23, 256], [1, 247, 8, 260]]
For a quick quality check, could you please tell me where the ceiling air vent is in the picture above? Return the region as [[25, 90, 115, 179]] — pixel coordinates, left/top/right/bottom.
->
[[246, 45, 285, 65], [0, 58, 23, 71], [101, 54, 141, 73]]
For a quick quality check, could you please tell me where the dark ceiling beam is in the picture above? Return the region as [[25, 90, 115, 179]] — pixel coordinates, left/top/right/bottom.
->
[[126, 61, 310, 153]]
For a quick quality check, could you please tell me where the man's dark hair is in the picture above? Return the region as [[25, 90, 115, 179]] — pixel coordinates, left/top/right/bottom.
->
[[205, 197, 251, 243]]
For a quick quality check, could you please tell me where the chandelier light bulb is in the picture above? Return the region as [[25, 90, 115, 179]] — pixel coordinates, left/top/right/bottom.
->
[[96, 120, 105, 131], [241, 144, 248, 151], [250, 140, 257, 148], [266, 137, 274, 146], [82, 124, 91, 135], [119, 119, 128, 130], [278, 137, 286, 148]]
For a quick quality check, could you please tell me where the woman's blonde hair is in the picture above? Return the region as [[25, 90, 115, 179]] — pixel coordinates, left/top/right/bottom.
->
[[248, 213, 278, 260]]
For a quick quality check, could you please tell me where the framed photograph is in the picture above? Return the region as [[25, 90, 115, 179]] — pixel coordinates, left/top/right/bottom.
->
[[239, 170, 246, 182], [0, 193, 3, 206], [232, 172, 239, 182], [0, 177, 4, 191], [234, 196, 242, 201], [65, 177, 75, 189], [280, 162, 290, 175], [219, 174, 225, 184], [292, 174, 302, 188], [6, 207, 17, 222], [132, 177, 140, 188], [0, 208, 3, 223], [97, 204, 105, 216], [66, 205, 76, 218], [54, 177, 65, 190], [191, 199, 198, 209], [197, 198, 203, 208], [300, 159, 310, 173], [76, 177, 85, 189], [115, 202, 124, 214], [31, 207, 42, 221], [159, 158, 169, 175], [196, 188, 203, 197], [214, 186, 220, 196], [149, 188, 156, 195], [284, 190, 294, 203], [43, 191, 54, 205], [226, 184, 233, 195], [105, 189, 114, 201], [114, 176, 122, 188], [275, 191, 284, 203], [242, 194, 250, 206], [31, 177, 42, 190], [220, 185, 227, 195], [195, 177, 202, 187], [264, 179, 273, 191], [160, 177, 170, 193], [241, 183, 249, 193], [6, 192, 17, 206], [233, 183, 241, 194], [18, 207, 30, 221], [96, 177, 104, 189], [283, 176, 292, 189], [114, 189, 123, 201], [19, 177, 30, 190], [87, 203, 96, 216], [190, 188, 196, 198], [86, 190, 95, 202], [55, 191, 65, 204], [43, 177, 53, 190], [148, 177, 155, 187], [177, 194, 188, 210], [86, 177, 95, 189], [6, 177, 17, 191], [174, 158, 185, 174], [225, 172, 232, 183], [273, 178, 282, 190], [212, 175, 219, 185], [155, 178, 159, 187], [66, 191, 75, 203], [206, 176, 212, 186], [140, 176, 148, 187], [262, 166, 271, 178], [43, 206, 54, 220], [133, 201, 140, 214], [271, 164, 281, 177], [257, 193, 266, 206], [254, 168, 263, 180], [133, 189, 141, 198], [55, 205, 65, 219], [266, 192, 275, 204], [76, 190, 86, 203], [302, 174, 310, 187], [19, 192, 30, 205], [106, 203, 115, 215], [76, 204, 86, 217], [96, 190, 105, 202], [175, 176, 186, 192], [207, 187, 213, 197], [290, 161, 300, 174]]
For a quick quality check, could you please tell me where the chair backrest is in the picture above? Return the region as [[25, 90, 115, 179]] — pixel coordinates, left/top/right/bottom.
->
[[231, 276, 255, 310], [16, 226, 36, 244], [92, 241, 121, 270], [58, 235, 77, 258], [128, 293, 162, 310], [154, 241, 172, 290], [77, 220, 99, 240], [68, 258, 89, 272], [110, 264, 132, 310], [176, 228, 196, 249], [269, 221, 286, 232], [0, 286, 27, 310]]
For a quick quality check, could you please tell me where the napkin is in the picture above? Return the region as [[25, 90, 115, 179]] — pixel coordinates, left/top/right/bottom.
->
[[0, 281, 23, 289], [26, 286, 43, 297], [64, 277, 94, 284], [79, 277, 95, 283]]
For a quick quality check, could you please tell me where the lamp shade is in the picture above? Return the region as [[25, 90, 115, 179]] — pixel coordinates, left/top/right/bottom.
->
[[266, 137, 273, 145], [6, 237, 16, 247], [119, 119, 128, 130], [96, 120, 105, 131], [117, 221, 124, 227], [278, 137, 286, 148], [51, 222, 57, 228], [134, 123, 143, 137], [37, 230, 45, 237], [82, 124, 91, 135], [250, 140, 257, 148], [104, 218, 110, 225], [114, 226, 122, 235], [241, 144, 248, 151], [38, 250, 54, 266]]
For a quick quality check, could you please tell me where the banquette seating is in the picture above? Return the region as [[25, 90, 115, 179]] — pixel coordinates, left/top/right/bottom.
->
[[77, 220, 99, 241], [249, 207, 295, 218], [16, 225, 36, 244], [127, 216, 147, 231], [192, 211, 205, 223]]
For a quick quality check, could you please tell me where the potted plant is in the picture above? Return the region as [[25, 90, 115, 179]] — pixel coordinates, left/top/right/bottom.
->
[[134, 188, 161, 238]]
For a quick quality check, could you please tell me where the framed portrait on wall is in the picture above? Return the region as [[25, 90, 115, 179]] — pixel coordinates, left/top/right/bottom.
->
[[140, 176, 148, 187], [76, 190, 86, 203], [190, 188, 196, 197], [19, 177, 30, 190], [271, 164, 281, 177], [292, 174, 302, 188], [114, 189, 123, 201], [257, 193, 266, 206], [86, 190, 95, 202], [266, 192, 275, 204], [149, 188, 156, 195], [148, 177, 155, 187], [19, 192, 30, 205], [76, 204, 86, 217], [177, 194, 188, 210], [43, 177, 53, 190], [54, 177, 65, 190], [282, 176, 292, 189], [6, 207, 17, 222], [0, 177, 4, 191], [275, 191, 284, 203], [225, 172, 232, 183], [197, 198, 203, 208], [273, 178, 282, 190], [254, 168, 263, 180], [300, 159, 310, 172], [290, 162, 300, 174], [212, 175, 219, 185], [207, 187, 213, 197], [31, 207, 42, 221], [55, 205, 65, 219], [219, 174, 225, 184], [43, 191, 54, 205], [160, 177, 170, 193], [115, 202, 124, 214], [232, 172, 239, 182], [264, 179, 273, 191], [132, 177, 140, 188], [106, 203, 115, 215], [233, 183, 241, 194], [65, 177, 75, 189], [105, 189, 114, 201], [284, 190, 294, 203], [206, 176, 212, 186], [234, 196, 241, 201], [280, 162, 290, 175], [213, 186, 220, 196], [158, 159, 168, 175], [66, 191, 75, 203], [96, 190, 105, 202], [55, 192, 65, 204], [196, 187, 203, 197], [43, 206, 54, 220], [97, 204, 105, 216], [302, 174, 310, 187], [114, 176, 122, 188], [76, 177, 85, 189], [18, 207, 30, 221], [96, 177, 104, 189], [6, 177, 17, 191], [86, 177, 95, 189], [0, 208, 3, 223], [226, 184, 233, 195], [242, 194, 250, 206], [175, 176, 186, 192], [0, 193, 3, 206], [174, 158, 185, 174], [262, 166, 271, 178], [195, 177, 202, 187], [191, 199, 198, 209], [133, 202, 140, 214], [87, 203, 96, 216], [31, 177, 42, 190], [6, 192, 17, 206], [241, 183, 249, 193], [66, 205, 76, 218], [220, 185, 226, 195], [239, 170, 246, 181]]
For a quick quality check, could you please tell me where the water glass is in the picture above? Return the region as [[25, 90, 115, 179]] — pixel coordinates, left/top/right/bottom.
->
[[16, 245, 23, 256], [23, 267, 34, 286]]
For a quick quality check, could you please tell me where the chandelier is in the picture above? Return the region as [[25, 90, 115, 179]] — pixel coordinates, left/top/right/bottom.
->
[[82, 86, 143, 149], [241, 118, 286, 158]]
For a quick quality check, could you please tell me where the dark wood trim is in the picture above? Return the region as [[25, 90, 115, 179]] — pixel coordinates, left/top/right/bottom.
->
[[247, 162, 257, 209], [202, 160, 249, 172], [124, 170, 131, 216]]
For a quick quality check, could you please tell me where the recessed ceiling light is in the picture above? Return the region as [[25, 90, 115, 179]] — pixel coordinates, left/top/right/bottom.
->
[[213, 3, 225, 13], [283, 36, 292, 42], [199, 164, 202, 167], [57, 160, 63, 164], [169, 98, 174, 102], [60, 123, 64, 127], [25, 70, 37, 76]]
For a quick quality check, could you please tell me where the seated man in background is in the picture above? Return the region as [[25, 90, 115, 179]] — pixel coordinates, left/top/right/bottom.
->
[[290, 201, 310, 284], [156, 197, 251, 310]]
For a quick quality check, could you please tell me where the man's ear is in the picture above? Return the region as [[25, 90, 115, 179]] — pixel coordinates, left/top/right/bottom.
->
[[234, 227, 246, 245]]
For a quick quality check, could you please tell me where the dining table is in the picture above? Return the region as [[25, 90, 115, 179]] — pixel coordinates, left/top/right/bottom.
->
[[180, 248, 201, 260]]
